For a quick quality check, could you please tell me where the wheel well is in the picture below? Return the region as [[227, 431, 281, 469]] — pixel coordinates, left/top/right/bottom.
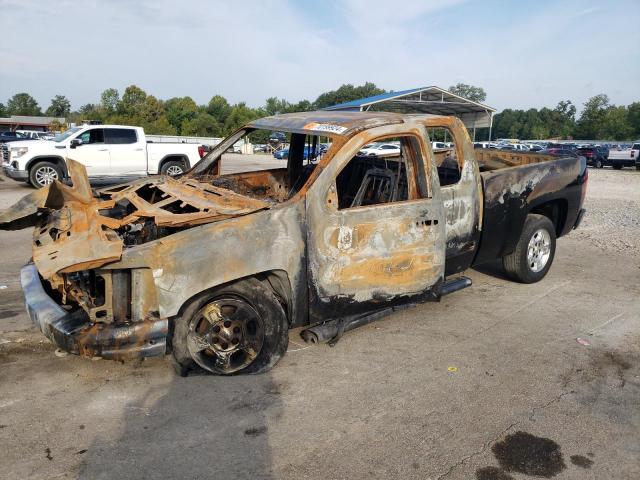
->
[[530, 199, 567, 236], [175, 270, 293, 325], [26, 156, 67, 178], [158, 155, 189, 174]]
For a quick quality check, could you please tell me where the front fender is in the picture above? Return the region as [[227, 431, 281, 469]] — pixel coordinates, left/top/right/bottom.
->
[[115, 202, 307, 321]]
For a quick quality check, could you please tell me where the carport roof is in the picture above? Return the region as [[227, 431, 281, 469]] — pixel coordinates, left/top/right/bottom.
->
[[324, 86, 495, 129]]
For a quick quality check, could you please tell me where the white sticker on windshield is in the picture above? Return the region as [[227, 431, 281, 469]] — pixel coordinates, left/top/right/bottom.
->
[[303, 122, 347, 134]]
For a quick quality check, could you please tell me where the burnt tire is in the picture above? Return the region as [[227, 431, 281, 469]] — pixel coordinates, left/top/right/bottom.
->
[[171, 278, 288, 376], [160, 160, 186, 176], [29, 161, 63, 188], [502, 214, 556, 284]]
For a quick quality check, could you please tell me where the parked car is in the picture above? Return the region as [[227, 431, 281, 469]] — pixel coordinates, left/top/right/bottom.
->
[[2, 125, 205, 188], [578, 146, 608, 168], [542, 144, 578, 157], [0, 131, 28, 144], [607, 142, 639, 170], [269, 132, 286, 145], [0, 111, 588, 376], [358, 143, 401, 156], [16, 130, 55, 140], [273, 145, 320, 160], [473, 142, 499, 149]]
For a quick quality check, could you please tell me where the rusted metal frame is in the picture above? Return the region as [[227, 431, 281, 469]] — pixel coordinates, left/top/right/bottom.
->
[[21, 263, 167, 360], [304, 121, 446, 322], [418, 117, 484, 275]]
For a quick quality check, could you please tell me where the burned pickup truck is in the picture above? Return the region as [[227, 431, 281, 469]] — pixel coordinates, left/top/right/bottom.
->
[[0, 111, 587, 375]]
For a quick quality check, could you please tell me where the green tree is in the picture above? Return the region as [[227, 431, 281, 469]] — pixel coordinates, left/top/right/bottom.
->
[[139, 95, 165, 123], [45, 95, 71, 117], [223, 103, 260, 134], [263, 97, 292, 116], [163, 96, 198, 134], [626, 102, 640, 137], [119, 85, 148, 116], [181, 112, 220, 137], [206, 95, 232, 125], [448, 83, 487, 103], [575, 94, 610, 139], [603, 106, 633, 140], [313, 82, 385, 109], [0, 102, 6, 117], [100, 88, 120, 114], [6, 93, 41, 116], [144, 116, 177, 135], [77, 103, 104, 121]]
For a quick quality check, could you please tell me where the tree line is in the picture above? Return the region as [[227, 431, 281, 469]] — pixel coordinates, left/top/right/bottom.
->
[[1, 83, 638, 141], [0, 83, 385, 138]]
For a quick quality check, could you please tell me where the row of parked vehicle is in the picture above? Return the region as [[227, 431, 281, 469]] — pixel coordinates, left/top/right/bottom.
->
[[0, 130, 56, 143], [473, 140, 640, 170]]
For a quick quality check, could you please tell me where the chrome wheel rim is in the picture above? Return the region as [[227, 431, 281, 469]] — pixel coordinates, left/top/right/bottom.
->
[[166, 165, 184, 176], [187, 297, 264, 374], [35, 166, 58, 186], [527, 228, 551, 273]]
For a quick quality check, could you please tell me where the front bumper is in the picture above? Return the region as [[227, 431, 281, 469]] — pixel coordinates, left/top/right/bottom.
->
[[20, 263, 168, 359], [2, 165, 29, 181]]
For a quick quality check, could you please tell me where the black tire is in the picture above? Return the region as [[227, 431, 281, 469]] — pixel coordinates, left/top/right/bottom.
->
[[502, 214, 556, 284], [635, 165, 640, 171], [595, 159, 603, 169], [29, 161, 63, 188], [612, 164, 623, 170], [172, 278, 288, 376], [160, 160, 186, 176]]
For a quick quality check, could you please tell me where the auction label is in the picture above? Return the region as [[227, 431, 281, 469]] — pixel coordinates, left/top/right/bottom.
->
[[303, 122, 348, 134]]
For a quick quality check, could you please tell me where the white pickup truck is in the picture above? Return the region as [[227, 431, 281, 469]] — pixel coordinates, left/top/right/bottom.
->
[[607, 142, 640, 170], [2, 125, 205, 188]]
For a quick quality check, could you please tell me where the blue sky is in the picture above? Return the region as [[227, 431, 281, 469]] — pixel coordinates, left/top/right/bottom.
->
[[1, 0, 638, 112]]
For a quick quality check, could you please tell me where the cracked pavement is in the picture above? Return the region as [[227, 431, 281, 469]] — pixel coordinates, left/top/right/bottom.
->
[[0, 167, 639, 480]]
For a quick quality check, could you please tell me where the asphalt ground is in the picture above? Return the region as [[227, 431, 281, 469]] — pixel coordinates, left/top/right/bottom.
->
[[0, 162, 638, 480]]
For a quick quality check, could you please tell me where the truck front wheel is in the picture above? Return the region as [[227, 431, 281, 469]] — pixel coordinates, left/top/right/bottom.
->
[[160, 160, 186, 176], [29, 161, 63, 188], [171, 278, 289, 376], [502, 214, 556, 283]]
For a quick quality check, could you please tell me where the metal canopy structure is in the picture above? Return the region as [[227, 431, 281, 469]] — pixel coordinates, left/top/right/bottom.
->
[[324, 86, 496, 139]]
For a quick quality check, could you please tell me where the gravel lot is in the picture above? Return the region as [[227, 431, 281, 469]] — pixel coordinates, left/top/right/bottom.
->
[[0, 165, 638, 480]]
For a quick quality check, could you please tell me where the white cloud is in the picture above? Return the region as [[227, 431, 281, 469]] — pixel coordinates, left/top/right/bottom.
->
[[0, 0, 638, 112]]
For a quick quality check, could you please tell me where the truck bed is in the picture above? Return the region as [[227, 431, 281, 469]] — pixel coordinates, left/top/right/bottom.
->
[[473, 151, 587, 265]]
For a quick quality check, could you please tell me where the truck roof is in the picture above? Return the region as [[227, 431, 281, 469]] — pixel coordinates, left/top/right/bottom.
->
[[248, 110, 445, 137]]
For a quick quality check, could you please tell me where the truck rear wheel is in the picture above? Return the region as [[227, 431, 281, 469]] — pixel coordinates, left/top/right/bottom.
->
[[160, 160, 186, 176], [171, 278, 288, 376], [502, 214, 556, 283], [29, 161, 63, 188]]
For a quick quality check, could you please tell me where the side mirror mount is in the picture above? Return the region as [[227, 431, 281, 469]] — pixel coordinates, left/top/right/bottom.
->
[[70, 138, 83, 149]]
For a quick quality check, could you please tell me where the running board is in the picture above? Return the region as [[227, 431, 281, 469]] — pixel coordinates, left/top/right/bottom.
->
[[441, 276, 472, 296]]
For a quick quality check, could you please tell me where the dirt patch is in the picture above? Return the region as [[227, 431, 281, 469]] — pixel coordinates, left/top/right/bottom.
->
[[0, 310, 20, 319], [475, 466, 515, 480], [570, 454, 594, 469], [491, 431, 566, 478]]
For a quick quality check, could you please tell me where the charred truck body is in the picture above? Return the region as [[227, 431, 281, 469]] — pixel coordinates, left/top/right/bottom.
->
[[0, 112, 587, 375]]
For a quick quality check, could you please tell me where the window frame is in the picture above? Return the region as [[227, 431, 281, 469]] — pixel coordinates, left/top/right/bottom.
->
[[331, 132, 430, 212], [104, 128, 138, 145], [426, 126, 465, 189]]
